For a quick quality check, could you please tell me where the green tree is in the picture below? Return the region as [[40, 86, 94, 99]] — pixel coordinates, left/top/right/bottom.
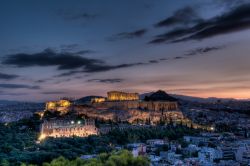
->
[[0, 159, 10, 166], [42, 150, 149, 166]]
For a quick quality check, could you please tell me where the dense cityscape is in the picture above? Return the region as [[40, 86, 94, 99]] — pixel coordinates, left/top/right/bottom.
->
[[1, 90, 250, 165], [1, 0, 250, 165]]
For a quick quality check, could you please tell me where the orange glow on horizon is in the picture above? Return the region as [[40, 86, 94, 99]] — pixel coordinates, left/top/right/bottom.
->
[[176, 91, 250, 100]]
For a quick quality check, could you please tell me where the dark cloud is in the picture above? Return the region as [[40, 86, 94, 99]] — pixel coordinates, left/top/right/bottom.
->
[[3, 49, 147, 74], [35, 78, 56, 84], [75, 50, 96, 55], [2, 48, 104, 70], [41, 91, 66, 95], [55, 71, 80, 77], [60, 44, 79, 52], [63, 78, 71, 82], [149, 28, 195, 44], [174, 56, 184, 60], [67, 13, 97, 20], [87, 78, 124, 84], [159, 58, 168, 61], [150, 4, 250, 43], [109, 29, 147, 41], [60, 44, 95, 55], [185, 46, 224, 56], [35, 80, 46, 83], [0, 72, 19, 80], [56, 62, 146, 77], [0, 84, 40, 89], [149, 60, 158, 63], [74, 76, 82, 79], [155, 6, 201, 27], [36, 45, 94, 55], [214, 0, 247, 8], [0, 91, 28, 96], [59, 10, 98, 21], [84, 62, 145, 73]]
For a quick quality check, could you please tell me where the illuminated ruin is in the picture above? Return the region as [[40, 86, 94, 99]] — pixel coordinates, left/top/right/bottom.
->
[[92, 100, 178, 111], [45, 99, 72, 114], [107, 91, 139, 101], [91, 97, 106, 103], [40, 119, 98, 139]]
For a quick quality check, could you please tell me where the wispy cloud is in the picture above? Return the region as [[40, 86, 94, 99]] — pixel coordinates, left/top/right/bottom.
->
[[41, 91, 66, 95], [55, 62, 146, 77], [87, 78, 124, 84], [35, 80, 46, 83], [109, 29, 147, 41], [0, 72, 19, 80], [60, 44, 79, 52], [155, 6, 201, 27], [75, 50, 96, 55], [148, 60, 159, 64], [0, 91, 28, 96], [174, 56, 185, 60], [59, 10, 98, 21], [185, 46, 224, 56], [150, 4, 250, 44], [65, 13, 97, 20], [214, 0, 248, 9], [0, 84, 40, 89]]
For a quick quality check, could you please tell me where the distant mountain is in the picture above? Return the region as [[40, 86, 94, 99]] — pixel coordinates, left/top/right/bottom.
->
[[170, 94, 241, 103], [140, 92, 246, 103], [139, 92, 154, 100], [142, 90, 177, 102]]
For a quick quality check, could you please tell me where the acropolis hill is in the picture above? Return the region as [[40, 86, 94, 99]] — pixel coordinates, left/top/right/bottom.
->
[[46, 90, 178, 115], [43, 91, 175, 121], [43, 90, 182, 123], [38, 90, 213, 139]]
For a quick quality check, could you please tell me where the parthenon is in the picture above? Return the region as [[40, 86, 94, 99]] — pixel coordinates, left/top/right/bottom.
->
[[107, 91, 139, 101]]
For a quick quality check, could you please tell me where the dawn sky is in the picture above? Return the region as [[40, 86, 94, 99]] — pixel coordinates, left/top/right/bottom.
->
[[1, 0, 250, 101]]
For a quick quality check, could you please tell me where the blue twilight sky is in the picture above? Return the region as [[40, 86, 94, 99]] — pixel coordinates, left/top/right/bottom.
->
[[1, 0, 250, 101]]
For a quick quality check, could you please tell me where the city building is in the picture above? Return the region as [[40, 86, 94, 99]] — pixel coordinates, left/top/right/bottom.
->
[[146, 139, 167, 146], [127, 143, 147, 157], [91, 97, 106, 103], [184, 136, 209, 145], [218, 144, 235, 160], [198, 147, 222, 162], [235, 139, 250, 164]]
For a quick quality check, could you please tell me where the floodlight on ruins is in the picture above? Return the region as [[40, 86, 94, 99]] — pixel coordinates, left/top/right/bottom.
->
[[38, 134, 46, 142]]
